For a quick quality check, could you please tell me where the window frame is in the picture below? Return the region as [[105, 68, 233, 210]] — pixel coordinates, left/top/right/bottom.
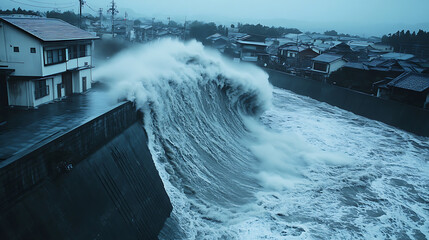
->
[[44, 48, 66, 66], [30, 47, 36, 53], [35, 80, 49, 99]]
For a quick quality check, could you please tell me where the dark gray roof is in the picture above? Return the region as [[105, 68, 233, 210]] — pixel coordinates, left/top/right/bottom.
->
[[387, 72, 429, 92], [0, 17, 98, 42], [344, 62, 369, 70], [279, 45, 308, 52], [312, 54, 343, 63]]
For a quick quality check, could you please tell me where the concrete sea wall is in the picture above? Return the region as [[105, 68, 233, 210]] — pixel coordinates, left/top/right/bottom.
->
[[0, 101, 172, 239], [266, 69, 429, 137]]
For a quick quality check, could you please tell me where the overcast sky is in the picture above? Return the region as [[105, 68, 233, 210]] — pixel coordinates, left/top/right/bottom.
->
[[3, 0, 429, 36]]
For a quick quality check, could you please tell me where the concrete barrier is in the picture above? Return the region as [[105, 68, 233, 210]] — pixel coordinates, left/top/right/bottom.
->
[[266, 69, 429, 137], [0, 101, 172, 239]]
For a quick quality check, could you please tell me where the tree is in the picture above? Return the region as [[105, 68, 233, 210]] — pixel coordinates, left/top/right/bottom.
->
[[189, 21, 217, 41], [324, 30, 338, 36], [134, 19, 142, 26]]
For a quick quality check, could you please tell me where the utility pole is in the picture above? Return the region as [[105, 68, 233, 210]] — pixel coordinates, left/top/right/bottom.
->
[[152, 17, 155, 40], [79, 0, 84, 28], [98, 8, 103, 34], [107, 0, 118, 37]]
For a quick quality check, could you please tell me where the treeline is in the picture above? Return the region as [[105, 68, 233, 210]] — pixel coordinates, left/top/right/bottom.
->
[[188, 21, 228, 42], [0, 8, 40, 16], [238, 23, 301, 37], [382, 30, 429, 58], [0, 8, 96, 29]]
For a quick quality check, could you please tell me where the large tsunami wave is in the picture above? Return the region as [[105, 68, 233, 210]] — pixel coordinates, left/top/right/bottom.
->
[[95, 39, 429, 239]]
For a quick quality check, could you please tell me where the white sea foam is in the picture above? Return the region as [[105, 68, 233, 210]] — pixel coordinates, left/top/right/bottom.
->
[[95, 39, 429, 239]]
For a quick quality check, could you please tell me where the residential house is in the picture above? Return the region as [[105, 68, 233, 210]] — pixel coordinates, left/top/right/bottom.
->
[[205, 33, 229, 51], [370, 43, 393, 53], [0, 17, 98, 108], [377, 72, 429, 108], [278, 45, 319, 68], [310, 53, 346, 81], [236, 39, 268, 62], [133, 24, 152, 42], [326, 42, 359, 61], [283, 33, 313, 44]]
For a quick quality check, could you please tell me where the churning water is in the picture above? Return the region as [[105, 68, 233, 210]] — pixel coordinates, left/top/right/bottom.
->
[[95, 39, 429, 239]]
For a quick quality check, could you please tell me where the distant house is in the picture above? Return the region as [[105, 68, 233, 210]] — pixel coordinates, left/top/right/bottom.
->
[[377, 72, 429, 108], [0, 17, 98, 108], [278, 46, 319, 68], [133, 24, 152, 42], [206, 33, 229, 51], [236, 40, 268, 62], [326, 42, 359, 61], [311, 54, 347, 75], [279, 45, 307, 58], [370, 43, 393, 53]]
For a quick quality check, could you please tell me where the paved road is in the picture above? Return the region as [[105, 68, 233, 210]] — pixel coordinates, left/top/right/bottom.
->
[[0, 85, 119, 160]]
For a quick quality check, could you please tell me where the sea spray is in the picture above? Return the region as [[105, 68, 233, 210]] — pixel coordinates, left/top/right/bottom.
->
[[94, 39, 429, 239]]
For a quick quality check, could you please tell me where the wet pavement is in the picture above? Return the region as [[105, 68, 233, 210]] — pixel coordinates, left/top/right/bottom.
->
[[0, 84, 120, 160]]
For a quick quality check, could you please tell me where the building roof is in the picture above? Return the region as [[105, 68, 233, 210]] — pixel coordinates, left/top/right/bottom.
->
[[279, 45, 308, 52], [381, 52, 414, 60], [387, 72, 429, 92], [344, 62, 369, 70], [237, 40, 267, 47], [0, 17, 98, 42], [312, 53, 343, 63]]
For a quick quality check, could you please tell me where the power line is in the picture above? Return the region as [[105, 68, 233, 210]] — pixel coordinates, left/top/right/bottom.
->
[[8, 0, 76, 9], [25, 0, 75, 6], [85, 2, 98, 13]]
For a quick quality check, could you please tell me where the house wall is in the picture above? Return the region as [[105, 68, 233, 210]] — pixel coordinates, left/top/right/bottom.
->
[[33, 78, 54, 107], [74, 68, 92, 93], [8, 75, 64, 108], [7, 79, 34, 107], [329, 59, 347, 74], [0, 22, 43, 76]]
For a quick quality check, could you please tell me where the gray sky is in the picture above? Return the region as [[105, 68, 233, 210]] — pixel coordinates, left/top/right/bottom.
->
[[3, 0, 429, 36]]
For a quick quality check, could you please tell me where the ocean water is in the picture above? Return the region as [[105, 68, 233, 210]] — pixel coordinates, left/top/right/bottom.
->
[[95, 39, 429, 240]]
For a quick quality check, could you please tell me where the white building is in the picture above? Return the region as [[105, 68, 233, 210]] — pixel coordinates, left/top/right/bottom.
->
[[0, 17, 98, 108], [311, 54, 347, 75]]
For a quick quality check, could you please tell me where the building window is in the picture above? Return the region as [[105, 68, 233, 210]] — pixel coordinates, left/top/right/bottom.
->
[[30, 48, 36, 53], [313, 62, 328, 72], [68, 45, 78, 59], [79, 45, 87, 57], [35, 80, 49, 99], [13, 47, 19, 52], [45, 49, 66, 65]]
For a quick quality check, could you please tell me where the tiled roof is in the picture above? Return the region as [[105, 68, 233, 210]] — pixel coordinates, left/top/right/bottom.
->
[[312, 54, 343, 63], [381, 52, 414, 60], [279, 45, 308, 52], [237, 40, 267, 47], [0, 17, 98, 42], [387, 72, 429, 92]]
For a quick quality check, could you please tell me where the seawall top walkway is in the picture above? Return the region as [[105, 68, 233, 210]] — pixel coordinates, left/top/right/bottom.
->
[[0, 84, 120, 160]]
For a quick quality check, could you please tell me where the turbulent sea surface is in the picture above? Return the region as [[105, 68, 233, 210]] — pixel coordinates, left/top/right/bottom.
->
[[95, 39, 429, 239]]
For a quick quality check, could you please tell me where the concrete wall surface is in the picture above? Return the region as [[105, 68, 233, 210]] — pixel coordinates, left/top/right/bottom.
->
[[266, 69, 429, 137], [0, 101, 172, 239]]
